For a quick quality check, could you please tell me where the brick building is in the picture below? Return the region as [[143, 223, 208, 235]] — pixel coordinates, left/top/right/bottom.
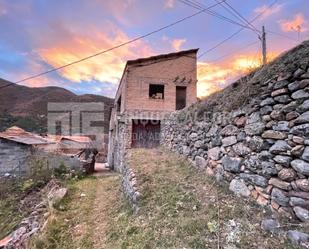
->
[[108, 49, 198, 170]]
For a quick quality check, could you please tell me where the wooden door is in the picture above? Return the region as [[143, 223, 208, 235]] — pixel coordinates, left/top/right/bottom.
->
[[132, 119, 161, 148], [176, 86, 187, 110]]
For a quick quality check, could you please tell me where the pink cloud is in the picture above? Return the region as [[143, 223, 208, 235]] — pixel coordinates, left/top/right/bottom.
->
[[254, 3, 283, 20], [279, 13, 308, 33], [164, 0, 175, 9]]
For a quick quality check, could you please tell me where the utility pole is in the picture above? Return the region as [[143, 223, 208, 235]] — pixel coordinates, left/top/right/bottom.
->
[[259, 26, 267, 66]]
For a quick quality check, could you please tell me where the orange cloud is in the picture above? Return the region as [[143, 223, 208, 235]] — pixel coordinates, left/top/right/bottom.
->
[[254, 4, 283, 20], [38, 26, 153, 85], [171, 38, 186, 51], [197, 51, 279, 98], [279, 13, 308, 33]]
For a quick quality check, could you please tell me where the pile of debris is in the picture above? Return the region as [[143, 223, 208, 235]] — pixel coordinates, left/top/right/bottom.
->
[[0, 180, 67, 249]]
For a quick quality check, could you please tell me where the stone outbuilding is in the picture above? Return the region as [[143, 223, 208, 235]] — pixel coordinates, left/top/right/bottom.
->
[[0, 126, 55, 175], [108, 49, 198, 170]]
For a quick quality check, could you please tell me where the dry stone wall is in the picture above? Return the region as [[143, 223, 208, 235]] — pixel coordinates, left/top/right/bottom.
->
[[161, 64, 309, 222]]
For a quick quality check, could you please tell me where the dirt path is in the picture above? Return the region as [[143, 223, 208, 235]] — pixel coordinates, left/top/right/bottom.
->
[[91, 174, 121, 248], [29, 172, 122, 249], [31, 148, 298, 249]]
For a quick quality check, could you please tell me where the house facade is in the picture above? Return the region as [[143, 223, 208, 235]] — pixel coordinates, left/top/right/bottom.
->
[[108, 49, 198, 170]]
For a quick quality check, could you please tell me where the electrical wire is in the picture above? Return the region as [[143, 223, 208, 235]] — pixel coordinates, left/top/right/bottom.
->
[[177, 0, 259, 33], [0, 0, 225, 90]]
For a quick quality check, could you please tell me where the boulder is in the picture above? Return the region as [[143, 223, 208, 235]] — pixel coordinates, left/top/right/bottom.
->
[[294, 111, 309, 124], [260, 97, 275, 106], [269, 140, 291, 154], [229, 179, 251, 197], [222, 136, 237, 147], [220, 125, 238, 136], [273, 155, 292, 167], [291, 159, 309, 176], [294, 69, 305, 78], [271, 188, 289, 206], [234, 116, 247, 127], [262, 130, 287, 139], [302, 147, 309, 162], [244, 122, 265, 135], [287, 230, 309, 246], [269, 178, 291, 191], [291, 145, 305, 157], [295, 179, 309, 192], [289, 79, 309, 91], [271, 88, 288, 97], [290, 123, 309, 137], [232, 143, 251, 156], [273, 80, 290, 89], [278, 168, 296, 182], [260, 106, 272, 115], [261, 161, 278, 176], [208, 147, 221, 161], [273, 121, 290, 131], [286, 111, 300, 121], [290, 197, 309, 208], [222, 156, 241, 173], [291, 89, 309, 100], [298, 100, 309, 112], [270, 110, 285, 120], [240, 173, 268, 187], [293, 206, 309, 222], [195, 156, 207, 169], [261, 219, 280, 234], [274, 95, 292, 104]]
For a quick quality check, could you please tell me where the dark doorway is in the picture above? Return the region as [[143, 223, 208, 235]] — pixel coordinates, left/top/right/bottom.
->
[[132, 119, 161, 148], [176, 86, 187, 110]]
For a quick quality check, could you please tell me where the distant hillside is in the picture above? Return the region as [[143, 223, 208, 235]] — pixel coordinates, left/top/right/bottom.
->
[[0, 79, 114, 133]]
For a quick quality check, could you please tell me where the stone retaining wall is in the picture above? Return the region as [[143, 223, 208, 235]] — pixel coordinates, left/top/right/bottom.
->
[[161, 63, 309, 222], [121, 164, 141, 211]]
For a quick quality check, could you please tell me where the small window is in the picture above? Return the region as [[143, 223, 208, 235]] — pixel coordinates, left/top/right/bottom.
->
[[149, 84, 164, 99]]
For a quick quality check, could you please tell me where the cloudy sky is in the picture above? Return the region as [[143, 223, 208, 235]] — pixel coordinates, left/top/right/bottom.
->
[[0, 0, 308, 98]]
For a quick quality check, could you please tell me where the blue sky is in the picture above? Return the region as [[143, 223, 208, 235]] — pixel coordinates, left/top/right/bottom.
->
[[0, 0, 308, 97]]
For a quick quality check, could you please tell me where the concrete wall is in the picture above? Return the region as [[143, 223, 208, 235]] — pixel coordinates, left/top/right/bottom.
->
[[0, 138, 82, 176], [0, 139, 31, 174], [161, 64, 309, 222]]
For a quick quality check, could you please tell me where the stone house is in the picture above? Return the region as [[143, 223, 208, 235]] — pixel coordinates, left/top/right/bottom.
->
[[0, 126, 55, 175], [108, 49, 198, 170], [0, 127, 87, 175]]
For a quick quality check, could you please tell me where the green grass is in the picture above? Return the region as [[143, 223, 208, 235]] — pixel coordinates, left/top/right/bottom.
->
[[104, 148, 296, 249], [26, 148, 299, 248]]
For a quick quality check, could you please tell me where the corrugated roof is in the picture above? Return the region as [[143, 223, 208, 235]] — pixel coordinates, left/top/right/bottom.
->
[[61, 136, 92, 143], [0, 126, 54, 145]]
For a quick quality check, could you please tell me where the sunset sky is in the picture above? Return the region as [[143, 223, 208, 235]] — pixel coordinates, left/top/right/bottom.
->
[[0, 0, 308, 98]]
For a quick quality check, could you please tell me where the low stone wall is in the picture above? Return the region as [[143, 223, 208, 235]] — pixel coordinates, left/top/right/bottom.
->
[[161, 65, 309, 222], [121, 164, 141, 211]]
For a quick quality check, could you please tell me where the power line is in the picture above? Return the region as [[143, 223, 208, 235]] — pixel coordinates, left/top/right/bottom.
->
[[267, 30, 299, 41], [205, 41, 258, 63], [177, 0, 259, 33], [0, 0, 225, 90], [212, 0, 257, 31], [221, 0, 261, 35]]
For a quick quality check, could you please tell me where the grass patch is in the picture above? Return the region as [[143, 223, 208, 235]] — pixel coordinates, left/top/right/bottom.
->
[[105, 148, 296, 249]]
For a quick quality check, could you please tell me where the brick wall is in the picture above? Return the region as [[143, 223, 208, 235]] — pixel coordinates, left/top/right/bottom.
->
[[125, 52, 197, 112]]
